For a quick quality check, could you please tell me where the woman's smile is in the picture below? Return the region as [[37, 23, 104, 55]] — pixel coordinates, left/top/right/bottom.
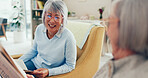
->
[[48, 24, 56, 28]]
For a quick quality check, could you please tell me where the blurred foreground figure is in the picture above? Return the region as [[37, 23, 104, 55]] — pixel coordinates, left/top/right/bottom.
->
[[94, 0, 148, 78]]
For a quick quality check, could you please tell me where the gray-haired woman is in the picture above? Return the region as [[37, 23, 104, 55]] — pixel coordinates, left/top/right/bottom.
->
[[20, 0, 77, 78], [94, 0, 148, 78]]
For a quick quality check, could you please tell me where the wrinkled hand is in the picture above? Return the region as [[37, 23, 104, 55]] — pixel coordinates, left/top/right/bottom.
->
[[32, 68, 49, 78], [26, 74, 34, 78]]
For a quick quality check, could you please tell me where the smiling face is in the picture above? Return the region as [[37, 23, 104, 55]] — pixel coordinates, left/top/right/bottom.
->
[[45, 10, 63, 37]]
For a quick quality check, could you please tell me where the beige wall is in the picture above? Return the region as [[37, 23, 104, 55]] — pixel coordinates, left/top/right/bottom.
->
[[64, 0, 112, 19]]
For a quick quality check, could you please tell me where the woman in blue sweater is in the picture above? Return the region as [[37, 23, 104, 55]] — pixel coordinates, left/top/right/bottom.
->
[[20, 0, 77, 78]]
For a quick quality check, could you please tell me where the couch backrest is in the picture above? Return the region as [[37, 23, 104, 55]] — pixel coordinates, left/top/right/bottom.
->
[[77, 26, 105, 59], [66, 21, 94, 49], [66, 21, 105, 59]]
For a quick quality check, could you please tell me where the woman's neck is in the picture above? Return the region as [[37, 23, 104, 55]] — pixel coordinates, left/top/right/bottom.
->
[[113, 48, 135, 60], [46, 30, 55, 39]]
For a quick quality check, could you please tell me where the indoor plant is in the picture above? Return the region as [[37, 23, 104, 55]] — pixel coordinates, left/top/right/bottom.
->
[[11, 1, 26, 43], [11, 1, 24, 31], [68, 11, 71, 17]]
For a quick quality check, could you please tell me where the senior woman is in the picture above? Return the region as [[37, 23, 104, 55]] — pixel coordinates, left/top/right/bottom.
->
[[94, 0, 148, 78], [20, 0, 77, 78]]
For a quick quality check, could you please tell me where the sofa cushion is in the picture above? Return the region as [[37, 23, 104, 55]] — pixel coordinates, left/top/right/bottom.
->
[[66, 20, 94, 49]]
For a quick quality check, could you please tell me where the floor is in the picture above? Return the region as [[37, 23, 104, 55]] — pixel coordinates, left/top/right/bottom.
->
[[0, 31, 113, 68], [0, 31, 32, 55]]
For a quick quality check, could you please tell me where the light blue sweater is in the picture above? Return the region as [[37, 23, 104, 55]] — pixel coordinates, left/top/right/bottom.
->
[[20, 24, 77, 76]]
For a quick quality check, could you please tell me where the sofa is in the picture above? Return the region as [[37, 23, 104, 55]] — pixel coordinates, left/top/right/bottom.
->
[[12, 20, 105, 78]]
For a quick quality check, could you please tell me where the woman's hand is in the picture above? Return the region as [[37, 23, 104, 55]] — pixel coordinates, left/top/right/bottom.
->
[[32, 68, 49, 78], [26, 74, 34, 78]]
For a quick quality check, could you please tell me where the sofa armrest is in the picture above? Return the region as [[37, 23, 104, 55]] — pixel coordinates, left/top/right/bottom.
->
[[11, 54, 23, 59]]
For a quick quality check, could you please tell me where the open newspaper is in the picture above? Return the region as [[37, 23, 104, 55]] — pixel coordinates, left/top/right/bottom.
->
[[0, 45, 27, 78]]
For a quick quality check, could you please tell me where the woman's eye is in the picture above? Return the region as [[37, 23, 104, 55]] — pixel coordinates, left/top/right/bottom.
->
[[47, 15, 52, 18], [55, 17, 59, 20]]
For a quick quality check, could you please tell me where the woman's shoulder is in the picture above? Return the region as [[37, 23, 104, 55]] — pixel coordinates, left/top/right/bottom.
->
[[63, 27, 76, 41], [34, 24, 45, 36], [136, 57, 148, 72], [63, 28, 74, 37], [36, 24, 45, 31], [129, 60, 148, 78], [121, 55, 148, 77], [35, 24, 46, 33]]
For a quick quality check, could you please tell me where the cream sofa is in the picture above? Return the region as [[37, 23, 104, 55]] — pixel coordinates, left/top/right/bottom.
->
[[12, 21, 105, 78]]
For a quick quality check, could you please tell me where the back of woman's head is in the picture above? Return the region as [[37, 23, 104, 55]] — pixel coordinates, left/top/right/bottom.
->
[[113, 0, 148, 56]]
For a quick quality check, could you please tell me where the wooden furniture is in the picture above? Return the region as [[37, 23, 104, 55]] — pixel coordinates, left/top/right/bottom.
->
[[0, 23, 7, 40], [31, 0, 47, 39], [11, 54, 23, 59], [0, 18, 8, 40]]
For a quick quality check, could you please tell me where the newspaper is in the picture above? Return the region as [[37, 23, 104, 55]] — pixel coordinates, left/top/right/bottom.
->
[[0, 45, 27, 78], [14, 59, 28, 70]]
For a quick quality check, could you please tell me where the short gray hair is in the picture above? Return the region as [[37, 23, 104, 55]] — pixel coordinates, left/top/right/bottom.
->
[[113, 0, 148, 56], [42, 0, 68, 27]]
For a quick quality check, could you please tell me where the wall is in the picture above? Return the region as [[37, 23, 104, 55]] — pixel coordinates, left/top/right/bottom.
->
[[64, 0, 112, 19], [0, 0, 11, 19]]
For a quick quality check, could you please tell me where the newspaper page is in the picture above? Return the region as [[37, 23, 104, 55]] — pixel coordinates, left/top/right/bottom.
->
[[14, 59, 33, 74], [12, 59, 27, 78], [14, 59, 28, 70], [0, 52, 23, 78], [0, 45, 27, 78]]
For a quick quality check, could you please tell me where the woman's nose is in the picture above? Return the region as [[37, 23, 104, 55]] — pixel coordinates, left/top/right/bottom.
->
[[49, 17, 55, 23]]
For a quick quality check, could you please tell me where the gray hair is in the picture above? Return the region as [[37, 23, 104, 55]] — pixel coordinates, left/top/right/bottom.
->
[[113, 0, 148, 56], [42, 0, 68, 27]]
